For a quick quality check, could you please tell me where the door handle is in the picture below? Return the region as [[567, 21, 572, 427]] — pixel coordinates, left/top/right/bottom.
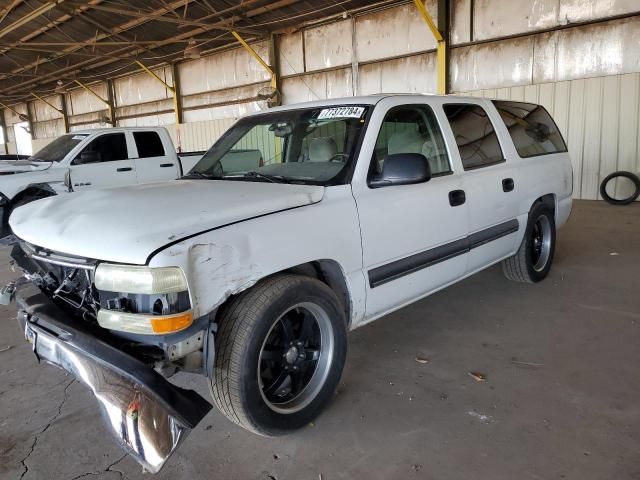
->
[[117, 167, 133, 172], [73, 182, 91, 187], [449, 190, 466, 207], [160, 163, 174, 168], [502, 178, 515, 192]]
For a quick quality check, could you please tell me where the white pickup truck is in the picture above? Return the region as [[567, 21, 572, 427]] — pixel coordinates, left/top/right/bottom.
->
[[0, 126, 203, 236], [6, 95, 572, 473]]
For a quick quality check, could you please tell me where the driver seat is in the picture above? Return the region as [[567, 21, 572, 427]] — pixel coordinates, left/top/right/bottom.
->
[[308, 137, 338, 162]]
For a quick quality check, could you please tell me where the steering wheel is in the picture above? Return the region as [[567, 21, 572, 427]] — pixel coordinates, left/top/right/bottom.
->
[[328, 153, 349, 163]]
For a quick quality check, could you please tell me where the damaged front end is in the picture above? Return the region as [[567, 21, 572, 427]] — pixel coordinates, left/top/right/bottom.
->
[[8, 243, 212, 473]]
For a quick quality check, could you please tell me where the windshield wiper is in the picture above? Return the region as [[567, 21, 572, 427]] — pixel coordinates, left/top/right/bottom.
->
[[223, 171, 287, 183], [181, 171, 221, 180]]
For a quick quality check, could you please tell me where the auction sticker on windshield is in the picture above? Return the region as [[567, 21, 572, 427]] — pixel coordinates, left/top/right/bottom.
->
[[317, 106, 365, 120]]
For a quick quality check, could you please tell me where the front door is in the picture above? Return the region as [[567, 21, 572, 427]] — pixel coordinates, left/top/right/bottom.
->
[[69, 132, 137, 190], [353, 101, 469, 319]]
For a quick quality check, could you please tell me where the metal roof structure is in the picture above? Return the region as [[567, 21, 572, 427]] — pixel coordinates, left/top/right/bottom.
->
[[0, 0, 380, 103]]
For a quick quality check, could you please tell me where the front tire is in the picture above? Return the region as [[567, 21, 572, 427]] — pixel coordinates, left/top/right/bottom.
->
[[502, 202, 556, 283], [209, 274, 347, 436]]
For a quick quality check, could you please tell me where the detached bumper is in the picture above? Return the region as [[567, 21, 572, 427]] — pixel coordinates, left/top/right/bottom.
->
[[15, 282, 212, 473]]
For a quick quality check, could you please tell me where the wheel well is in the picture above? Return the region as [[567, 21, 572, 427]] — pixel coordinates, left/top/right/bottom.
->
[[533, 194, 556, 216], [285, 260, 352, 327], [213, 260, 353, 330], [12, 186, 55, 207]]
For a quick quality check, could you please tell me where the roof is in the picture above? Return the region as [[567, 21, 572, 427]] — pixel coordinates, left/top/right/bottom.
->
[[0, 0, 387, 104], [245, 93, 485, 115]]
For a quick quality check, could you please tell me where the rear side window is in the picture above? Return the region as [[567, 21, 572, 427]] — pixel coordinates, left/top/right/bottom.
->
[[493, 100, 567, 158], [133, 131, 165, 158], [443, 104, 504, 170]]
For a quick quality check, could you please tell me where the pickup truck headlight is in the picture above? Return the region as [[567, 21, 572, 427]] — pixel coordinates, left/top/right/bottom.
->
[[94, 264, 192, 335], [94, 264, 188, 294]]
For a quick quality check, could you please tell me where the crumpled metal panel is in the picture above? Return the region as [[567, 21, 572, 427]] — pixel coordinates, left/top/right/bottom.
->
[[304, 19, 352, 71], [279, 31, 304, 76], [358, 53, 437, 95], [355, 3, 437, 63], [179, 41, 271, 96], [451, 37, 534, 92], [114, 66, 173, 107], [281, 67, 353, 104]]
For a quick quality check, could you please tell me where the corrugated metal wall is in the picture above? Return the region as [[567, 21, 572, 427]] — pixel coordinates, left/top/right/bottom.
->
[[3, 0, 640, 201], [461, 73, 640, 200]]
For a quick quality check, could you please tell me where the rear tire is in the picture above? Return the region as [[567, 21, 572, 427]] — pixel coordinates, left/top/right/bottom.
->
[[209, 274, 347, 436], [502, 202, 556, 283]]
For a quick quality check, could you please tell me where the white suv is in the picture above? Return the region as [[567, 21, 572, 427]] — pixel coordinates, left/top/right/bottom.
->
[[7, 95, 572, 473]]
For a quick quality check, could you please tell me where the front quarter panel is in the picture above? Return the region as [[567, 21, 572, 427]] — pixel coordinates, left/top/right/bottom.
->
[[147, 185, 366, 326]]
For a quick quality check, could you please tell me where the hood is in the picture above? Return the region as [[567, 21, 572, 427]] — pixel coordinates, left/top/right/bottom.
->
[[0, 159, 52, 174], [10, 180, 324, 264]]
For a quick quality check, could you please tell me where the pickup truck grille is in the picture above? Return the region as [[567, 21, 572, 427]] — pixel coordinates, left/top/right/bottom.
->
[[12, 241, 99, 321]]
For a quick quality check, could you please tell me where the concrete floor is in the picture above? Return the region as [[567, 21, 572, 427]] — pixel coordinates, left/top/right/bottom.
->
[[0, 200, 639, 480]]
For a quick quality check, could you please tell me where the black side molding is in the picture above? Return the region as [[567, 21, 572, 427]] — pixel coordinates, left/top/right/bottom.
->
[[368, 219, 519, 288]]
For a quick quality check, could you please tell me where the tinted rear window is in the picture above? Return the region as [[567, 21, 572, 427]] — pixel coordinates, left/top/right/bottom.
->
[[133, 131, 165, 158], [493, 100, 567, 158], [443, 104, 504, 170]]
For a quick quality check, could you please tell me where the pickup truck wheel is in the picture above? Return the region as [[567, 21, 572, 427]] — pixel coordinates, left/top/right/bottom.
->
[[501, 203, 556, 283], [209, 274, 347, 436]]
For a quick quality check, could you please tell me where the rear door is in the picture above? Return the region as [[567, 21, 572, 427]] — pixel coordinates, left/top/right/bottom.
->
[[69, 132, 137, 190], [132, 130, 181, 184], [353, 99, 469, 318], [441, 100, 520, 273]]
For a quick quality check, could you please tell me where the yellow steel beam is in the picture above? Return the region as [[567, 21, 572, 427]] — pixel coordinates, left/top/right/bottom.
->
[[73, 79, 114, 125], [231, 31, 276, 89], [134, 60, 182, 124], [135, 60, 175, 93], [73, 79, 109, 106], [413, 0, 447, 94], [0, 101, 27, 120], [30, 92, 63, 114]]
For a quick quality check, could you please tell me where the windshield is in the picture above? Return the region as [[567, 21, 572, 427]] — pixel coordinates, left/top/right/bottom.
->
[[29, 133, 88, 162], [188, 105, 370, 185]]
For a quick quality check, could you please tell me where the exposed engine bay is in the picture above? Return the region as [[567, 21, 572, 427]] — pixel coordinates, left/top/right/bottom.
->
[[10, 241, 208, 373]]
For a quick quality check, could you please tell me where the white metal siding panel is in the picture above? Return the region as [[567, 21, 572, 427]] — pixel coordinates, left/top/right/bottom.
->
[[559, 0, 640, 23], [467, 73, 640, 200], [354, 3, 437, 63], [304, 20, 353, 71], [178, 42, 271, 96], [618, 74, 639, 189], [451, 37, 534, 92], [279, 31, 304, 76], [114, 66, 172, 106], [473, 0, 559, 40]]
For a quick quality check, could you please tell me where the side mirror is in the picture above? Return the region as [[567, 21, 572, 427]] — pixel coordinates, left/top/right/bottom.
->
[[369, 153, 431, 188], [77, 151, 101, 164], [64, 169, 72, 191]]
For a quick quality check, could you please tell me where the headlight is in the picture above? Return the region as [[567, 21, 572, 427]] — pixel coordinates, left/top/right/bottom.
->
[[94, 264, 192, 335], [95, 264, 188, 294]]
